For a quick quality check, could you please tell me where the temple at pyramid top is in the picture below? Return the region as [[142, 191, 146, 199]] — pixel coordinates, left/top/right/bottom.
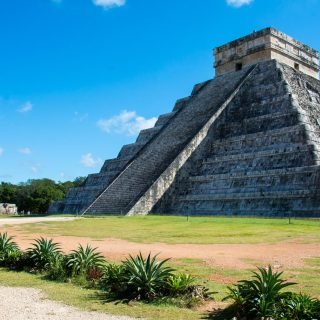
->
[[214, 27, 319, 79]]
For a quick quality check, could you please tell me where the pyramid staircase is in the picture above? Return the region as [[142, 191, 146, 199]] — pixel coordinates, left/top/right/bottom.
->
[[49, 60, 320, 217]]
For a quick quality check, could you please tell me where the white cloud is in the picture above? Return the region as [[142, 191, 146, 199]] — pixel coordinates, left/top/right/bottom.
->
[[18, 101, 33, 113], [97, 110, 158, 136], [81, 153, 102, 168], [92, 0, 126, 9], [226, 0, 253, 7], [19, 147, 32, 155], [0, 148, 3, 157]]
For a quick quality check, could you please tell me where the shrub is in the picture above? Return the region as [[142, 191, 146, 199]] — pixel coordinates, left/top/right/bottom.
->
[[279, 293, 320, 320], [46, 253, 67, 281], [5, 251, 33, 271], [224, 266, 295, 319], [166, 273, 195, 296], [123, 252, 174, 300], [66, 244, 105, 278], [224, 266, 296, 319], [27, 237, 62, 272], [0, 232, 20, 266], [100, 263, 129, 297]]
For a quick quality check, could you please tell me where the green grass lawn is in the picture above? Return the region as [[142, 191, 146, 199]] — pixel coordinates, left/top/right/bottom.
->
[[0, 268, 207, 320], [1, 215, 319, 319], [13, 215, 320, 244], [172, 257, 320, 300], [0, 257, 319, 320], [0, 214, 18, 218]]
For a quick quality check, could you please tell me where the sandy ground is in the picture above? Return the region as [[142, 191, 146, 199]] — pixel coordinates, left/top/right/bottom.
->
[[0, 217, 75, 227], [0, 286, 134, 320], [3, 225, 320, 270]]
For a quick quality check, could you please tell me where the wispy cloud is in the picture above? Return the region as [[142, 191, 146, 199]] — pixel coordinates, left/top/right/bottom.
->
[[17, 101, 33, 113], [226, 0, 253, 7], [0, 148, 4, 157], [73, 111, 89, 122], [31, 163, 41, 174], [80, 153, 102, 168], [92, 0, 126, 9], [19, 147, 32, 155], [97, 110, 157, 136]]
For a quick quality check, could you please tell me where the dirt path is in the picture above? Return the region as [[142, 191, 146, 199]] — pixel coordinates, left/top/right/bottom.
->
[[5, 229, 320, 269], [0, 217, 75, 226], [1, 216, 319, 269], [0, 286, 134, 320]]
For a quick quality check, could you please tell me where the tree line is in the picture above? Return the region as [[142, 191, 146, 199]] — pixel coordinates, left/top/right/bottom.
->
[[0, 177, 85, 214]]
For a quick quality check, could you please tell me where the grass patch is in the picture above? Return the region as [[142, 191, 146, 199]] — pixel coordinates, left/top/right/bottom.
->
[[10, 216, 320, 244], [170, 258, 320, 301], [0, 215, 18, 219], [0, 268, 204, 320], [287, 257, 320, 298]]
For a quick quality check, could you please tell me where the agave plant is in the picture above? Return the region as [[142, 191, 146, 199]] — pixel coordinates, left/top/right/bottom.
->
[[224, 266, 295, 319], [166, 273, 195, 295], [0, 232, 20, 265], [27, 237, 62, 271], [66, 244, 105, 277], [123, 252, 174, 300]]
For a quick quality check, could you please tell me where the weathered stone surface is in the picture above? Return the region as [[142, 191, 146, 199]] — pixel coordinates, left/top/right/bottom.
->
[[152, 61, 320, 217], [215, 27, 319, 78], [49, 28, 320, 217]]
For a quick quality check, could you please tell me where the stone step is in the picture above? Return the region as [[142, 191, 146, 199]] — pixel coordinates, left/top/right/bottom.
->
[[205, 144, 313, 163], [172, 193, 320, 217], [213, 111, 299, 139], [100, 157, 132, 172], [178, 189, 320, 201], [201, 145, 317, 175], [190, 165, 320, 182], [117, 142, 145, 158], [85, 65, 256, 214], [189, 166, 320, 193], [136, 126, 162, 144], [168, 208, 320, 218], [240, 80, 288, 103], [209, 124, 313, 156], [226, 94, 293, 121], [155, 112, 177, 127]]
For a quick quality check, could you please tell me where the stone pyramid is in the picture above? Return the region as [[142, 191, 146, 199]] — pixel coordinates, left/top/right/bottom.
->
[[49, 28, 320, 217]]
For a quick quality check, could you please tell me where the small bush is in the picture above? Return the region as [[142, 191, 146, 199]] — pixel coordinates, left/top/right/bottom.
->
[[27, 237, 62, 272], [278, 293, 320, 320], [100, 263, 129, 297], [224, 266, 297, 319], [123, 252, 174, 300], [0, 232, 20, 266], [46, 253, 67, 281], [66, 244, 105, 278], [166, 273, 195, 296]]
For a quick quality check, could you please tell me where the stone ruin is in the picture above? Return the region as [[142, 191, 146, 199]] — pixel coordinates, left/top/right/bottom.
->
[[0, 203, 18, 215], [49, 27, 320, 217]]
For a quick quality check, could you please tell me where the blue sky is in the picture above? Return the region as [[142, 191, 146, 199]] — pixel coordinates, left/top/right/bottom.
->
[[1, 0, 319, 184]]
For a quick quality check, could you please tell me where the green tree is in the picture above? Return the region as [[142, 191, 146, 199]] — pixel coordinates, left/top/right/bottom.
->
[[0, 177, 85, 214]]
